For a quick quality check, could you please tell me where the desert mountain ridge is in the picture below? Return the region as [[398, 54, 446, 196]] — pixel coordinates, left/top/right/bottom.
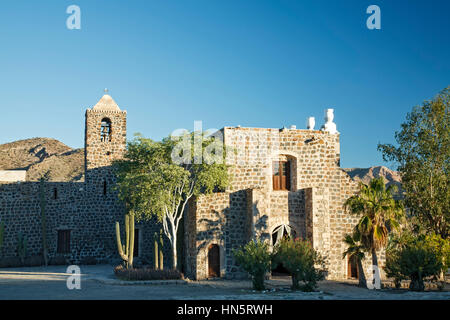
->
[[0, 138, 402, 185], [0, 138, 84, 182], [343, 166, 402, 188]]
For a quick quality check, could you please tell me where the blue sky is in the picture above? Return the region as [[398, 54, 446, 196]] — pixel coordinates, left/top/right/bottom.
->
[[0, 0, 448, 168]]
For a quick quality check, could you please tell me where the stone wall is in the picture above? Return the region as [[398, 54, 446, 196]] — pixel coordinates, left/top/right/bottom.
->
[[0, 180, 124, 263], [0, 179, 172, 267], [0, 101, 173, 268], [185, 191, 250, 280], [188, 126, 386, 281]]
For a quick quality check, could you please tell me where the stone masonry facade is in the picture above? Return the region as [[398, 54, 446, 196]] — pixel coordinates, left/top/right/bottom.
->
[[0, 94, 383, 281], [185, 126, 386, 280], [0, 95, 173, 267]]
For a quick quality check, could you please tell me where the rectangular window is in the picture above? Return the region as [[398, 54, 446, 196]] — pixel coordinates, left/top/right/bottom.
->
[[272, 160, 291, 191], [57, 230, 71, 254]]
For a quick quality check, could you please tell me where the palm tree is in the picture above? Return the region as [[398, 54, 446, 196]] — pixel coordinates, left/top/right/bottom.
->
[[344, 177, 404, 286], [342, 230, 367, 287]]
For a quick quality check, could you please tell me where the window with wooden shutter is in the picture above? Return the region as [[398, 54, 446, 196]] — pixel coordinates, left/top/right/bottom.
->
[[272, 160, 291, 191], [57, 230, 71, 254]]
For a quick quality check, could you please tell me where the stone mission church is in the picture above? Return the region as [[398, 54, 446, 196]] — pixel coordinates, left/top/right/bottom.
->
[[0, 94, 384, 281]]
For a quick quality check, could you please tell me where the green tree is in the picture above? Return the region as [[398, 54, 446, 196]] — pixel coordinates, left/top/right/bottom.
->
[[342, 230, 367, 287], [233, 240, 272, 291], [344, 177, 404, 277], [113, 133, 229, 269], [420, 233, 449, 280], [378, 87, 449, 239], [272, 238, 326, 291], [384, 236, 443, 291]]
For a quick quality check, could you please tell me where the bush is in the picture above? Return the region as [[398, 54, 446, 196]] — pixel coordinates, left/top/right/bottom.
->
[[384, 250, 404, 289], [384, 235, 444, 291], [114, 265, 183, 281], [273, 238, 326, 291], [233, 240, 272, 291], [422, 234, 450, 276]]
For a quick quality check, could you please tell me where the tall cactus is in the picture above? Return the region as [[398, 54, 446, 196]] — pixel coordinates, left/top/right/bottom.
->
[[158, 229, 164, 270], [153, 230, 164, 270], [154, 232, 159, 269], [115, 213, 135, 269]]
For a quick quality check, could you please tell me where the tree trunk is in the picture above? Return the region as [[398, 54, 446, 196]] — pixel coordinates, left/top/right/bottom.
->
[[291, 273, 300, 290], [166, 215, 178, 270], [172, 232, 177, 270], [372, 248, 378, 268], [410, 275, 425, 291], [356, 259, 367, 287], [253, 272, 265, 291], [128, 214, 135, 269]]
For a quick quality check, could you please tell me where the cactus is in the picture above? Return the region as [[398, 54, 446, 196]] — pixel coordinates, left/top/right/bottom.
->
[[158, 229, 164, 270], [0, 221, 4, 257], [154, 232, 159, 269], [153, 230, 164, 270], [115, 213, 135, 269], [17, 232, 27, 264]]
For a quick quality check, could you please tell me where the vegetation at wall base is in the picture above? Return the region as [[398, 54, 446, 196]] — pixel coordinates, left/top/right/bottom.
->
[[233, 240, 272, 291], [114, 265, 184, 281], [272, 237, 326, 292], [115, 213, 135, 269], [385, 232, 449, 291]]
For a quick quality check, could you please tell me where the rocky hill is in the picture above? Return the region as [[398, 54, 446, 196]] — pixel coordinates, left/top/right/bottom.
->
[[343, 166, 401, 188], [0, 138, 84, 182]]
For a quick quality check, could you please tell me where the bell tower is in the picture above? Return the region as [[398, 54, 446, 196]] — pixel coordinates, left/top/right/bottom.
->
[[84, 91, 127, 189]]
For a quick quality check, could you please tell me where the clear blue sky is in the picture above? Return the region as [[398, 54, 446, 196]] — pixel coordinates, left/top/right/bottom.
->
[[0, 0, 448, 168]]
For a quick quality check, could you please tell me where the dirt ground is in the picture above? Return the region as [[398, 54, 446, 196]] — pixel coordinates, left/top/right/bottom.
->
[[0, 265, 448, 300]]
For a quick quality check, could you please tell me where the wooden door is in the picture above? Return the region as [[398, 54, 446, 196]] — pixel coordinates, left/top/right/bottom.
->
[[348, 256, 359, 279], [208, 244, 220, 278], [57, 230, 70, 254]]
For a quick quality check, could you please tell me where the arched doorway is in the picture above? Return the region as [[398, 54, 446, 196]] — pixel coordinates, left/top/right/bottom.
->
[[208, 244, 220, 278], [271, 225, 297, 276]]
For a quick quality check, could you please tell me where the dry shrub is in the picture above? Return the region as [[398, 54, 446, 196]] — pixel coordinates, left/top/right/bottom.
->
[[114, 265, 183, 281]]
